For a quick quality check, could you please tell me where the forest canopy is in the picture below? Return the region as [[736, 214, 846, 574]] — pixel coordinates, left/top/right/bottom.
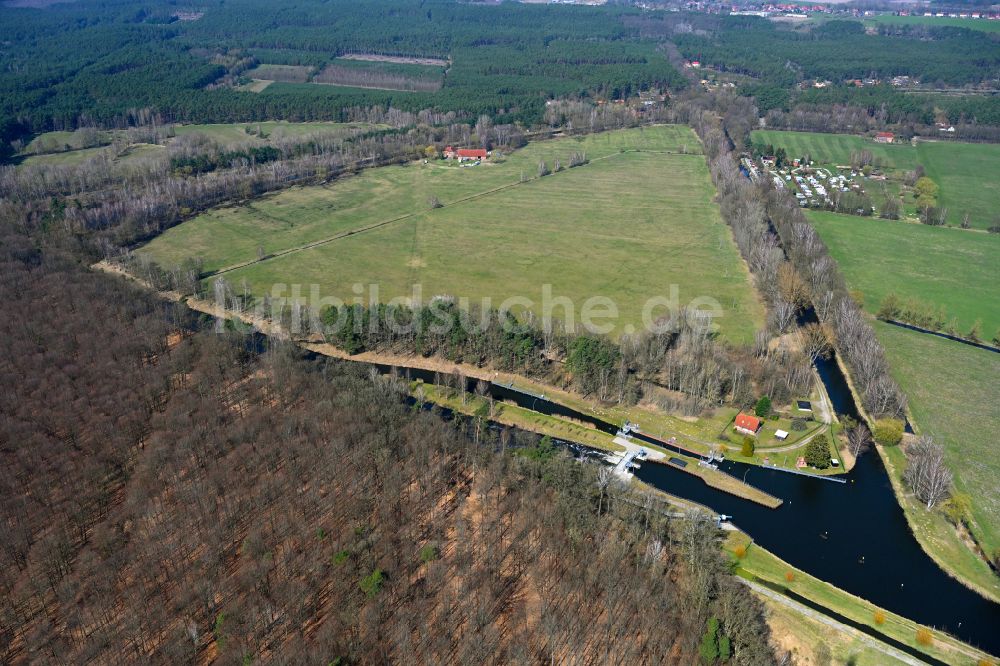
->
[[0, 0, 686, 145]]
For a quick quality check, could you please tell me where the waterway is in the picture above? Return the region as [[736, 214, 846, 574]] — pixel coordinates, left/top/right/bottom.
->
[[211, 323, 1000, 654], [375, 354, 1000, 656]]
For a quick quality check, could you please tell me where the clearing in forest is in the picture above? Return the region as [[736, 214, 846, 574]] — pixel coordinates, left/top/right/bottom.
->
[[141, 125, 764, 342], [16, 121, 378, 167]]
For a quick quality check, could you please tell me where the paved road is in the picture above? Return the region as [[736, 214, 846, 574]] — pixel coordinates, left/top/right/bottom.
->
[[740, 579, 930, 666]]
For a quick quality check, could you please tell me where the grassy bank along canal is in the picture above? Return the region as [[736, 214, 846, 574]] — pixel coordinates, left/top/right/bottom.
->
[[411, 381, 783, 509]]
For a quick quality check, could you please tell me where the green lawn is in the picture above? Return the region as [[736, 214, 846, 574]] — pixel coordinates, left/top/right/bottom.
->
[[752, 130, 919, 172], [752, 130, 1000, 229], [875, 322, 1000, 559], [917, 141, 1000, 230], [142, 125, 763, 342], [808, 211, 1000, 334]]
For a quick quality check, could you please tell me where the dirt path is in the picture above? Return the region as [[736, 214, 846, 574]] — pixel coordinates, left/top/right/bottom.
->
[[742, 580, 928, 666]]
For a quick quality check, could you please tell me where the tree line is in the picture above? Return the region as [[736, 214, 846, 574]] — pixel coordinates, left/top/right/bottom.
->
[[0, 226, 778, 663]]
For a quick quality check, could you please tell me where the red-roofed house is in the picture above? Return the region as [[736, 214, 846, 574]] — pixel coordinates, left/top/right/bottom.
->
[[874, 132, 895, 144], [734, 413, 762, 435], [444, 146, 488, 162]]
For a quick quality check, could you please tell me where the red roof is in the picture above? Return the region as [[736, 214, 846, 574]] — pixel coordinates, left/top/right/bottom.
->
[[876, 132, 894, 138], [735, 413, 762, 432], [457, 148, 487, 158]]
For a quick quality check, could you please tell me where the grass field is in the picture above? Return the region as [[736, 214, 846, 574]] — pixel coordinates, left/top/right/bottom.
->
[[918, 141, 1000, 230], [875, 322, 1000, 559], [752, 130, 920, 172], [18, 121, 377, 167], [864, 14, 1000, 34], [725, 531, 997, 665], [20, 142, 164, 167], [141, 125, 765, 342], [752, 130, 1000, 228], [808, 211, 1000, 334], [171, 121, 375, 143]]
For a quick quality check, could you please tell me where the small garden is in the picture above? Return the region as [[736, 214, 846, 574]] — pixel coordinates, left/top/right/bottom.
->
[[719, 395, 841, 473]]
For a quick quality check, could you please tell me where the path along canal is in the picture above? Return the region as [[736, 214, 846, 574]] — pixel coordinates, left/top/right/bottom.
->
[[365, 352, 1000, 656], [204, 317, 1000, 655]]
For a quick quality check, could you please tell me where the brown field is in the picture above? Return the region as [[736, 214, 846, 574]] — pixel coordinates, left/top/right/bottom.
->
[[339, 52, 449, 67], [313, 64, 442, 92]]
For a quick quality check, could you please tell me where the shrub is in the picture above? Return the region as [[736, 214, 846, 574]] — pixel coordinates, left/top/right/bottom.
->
[[741, 436, 755, 457], [754, 396, 771, 418], [699, 617, 719, 663], [719, 635, 731, 661], [791, 418, 807, 432], [734, 544, 747, 559], [419, 544, 439, 563], [359, 569, 385, 598], [916, 627, 933, 647], [873, 610, 886, 625], [873, 419, 904, 446], [784, 571, 795, 582]]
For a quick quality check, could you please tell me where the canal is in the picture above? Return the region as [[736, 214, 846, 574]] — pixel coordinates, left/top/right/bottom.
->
[[376, 354, 1000, 655], [229, 326, 1000, 654]]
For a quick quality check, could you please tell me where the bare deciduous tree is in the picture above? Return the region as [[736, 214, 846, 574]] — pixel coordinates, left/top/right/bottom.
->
[[903, 436, 952, 510]]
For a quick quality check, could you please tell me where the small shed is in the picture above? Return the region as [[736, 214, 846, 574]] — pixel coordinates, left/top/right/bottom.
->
[[775, 430, 789, 441]]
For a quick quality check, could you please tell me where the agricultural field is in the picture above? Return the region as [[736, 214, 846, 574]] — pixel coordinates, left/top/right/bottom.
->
[[752, 130, 919, 172], [241, 60, 445, 93], [19, 143, 164, 168], [863, 14, 1000, 34], [874, 322, 1000, 561], [752, 130, 1000, 228], [808, 211, 1000, 334], [141, 125, 766, 342], [243, 64, 313, 83]]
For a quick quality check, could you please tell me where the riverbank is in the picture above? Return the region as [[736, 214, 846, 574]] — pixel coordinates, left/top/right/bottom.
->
[[878, 442, 1000, 604], [97, 259, 1000, 652], [413, 381, 782, 508], [96, 260, 832, 480], [725, 532, 997, 665], [831, 343, 1000, 604]]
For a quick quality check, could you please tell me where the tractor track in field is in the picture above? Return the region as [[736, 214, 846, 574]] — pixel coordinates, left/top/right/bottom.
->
[[205, 149, 637, 279]]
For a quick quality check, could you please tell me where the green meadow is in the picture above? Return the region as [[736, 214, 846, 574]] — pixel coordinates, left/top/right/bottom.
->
[[876, 322, 1000, 558], [752, 130, 1000, 229], [18, 121, 377, 167], [808, 211, 1000, 334], [864, 14, 1000, 34], [752, 130, 919, 171], [141, 125, 765, 342]]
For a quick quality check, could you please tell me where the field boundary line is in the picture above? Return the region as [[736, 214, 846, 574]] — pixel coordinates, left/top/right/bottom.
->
[[207, 148, 657, 277]]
